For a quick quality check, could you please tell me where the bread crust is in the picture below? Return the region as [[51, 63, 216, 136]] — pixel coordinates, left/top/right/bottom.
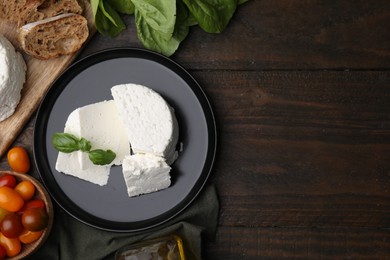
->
[[1, 0, 88, 59], [18, 0, 84, 27], [19, 13, 88, 59], [0, 0, 29, 22]]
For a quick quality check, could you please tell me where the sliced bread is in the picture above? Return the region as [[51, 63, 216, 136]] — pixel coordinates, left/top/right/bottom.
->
[[0, 0, 31, 22], [19, 13, 88, 59], [18, 0, 84, 26]]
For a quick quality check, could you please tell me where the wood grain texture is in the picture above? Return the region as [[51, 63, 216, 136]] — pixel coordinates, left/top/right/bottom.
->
[[0, 1, 95, 158], [205, 227, 390, 259]]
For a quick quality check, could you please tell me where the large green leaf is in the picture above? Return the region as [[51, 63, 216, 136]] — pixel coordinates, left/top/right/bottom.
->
[[182, 0, 237, 33], [90, 0, 99, 17], [94, 0, 126, 37], [131, 0, 176, 36], [135, 8, 189, 56], [107, 0, 135, 14]]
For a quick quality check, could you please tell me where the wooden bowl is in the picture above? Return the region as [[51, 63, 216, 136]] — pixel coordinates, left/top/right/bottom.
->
[[0, 171, 54, 260]]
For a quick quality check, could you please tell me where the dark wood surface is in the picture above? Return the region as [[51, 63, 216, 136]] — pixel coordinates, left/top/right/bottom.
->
[[1, 1, 390, 259]]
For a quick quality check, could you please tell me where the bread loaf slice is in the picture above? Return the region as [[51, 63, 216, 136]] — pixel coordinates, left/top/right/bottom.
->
[[18, 0, 84, 26], [19, 13, 88, 59], [0, 0, 31, 22]]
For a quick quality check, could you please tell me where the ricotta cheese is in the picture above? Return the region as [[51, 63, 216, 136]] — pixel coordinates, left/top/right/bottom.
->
[[111, 84, 179, 165], [122, 154, 171, 197], [0, 35, 27, 122], [55, 83, 180, 196], [55, 100, 130, 186], [55, 108, 111, 186], [77, 100, 130, 169]]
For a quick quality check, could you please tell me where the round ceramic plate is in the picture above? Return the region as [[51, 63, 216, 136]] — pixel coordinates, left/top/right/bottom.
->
[[33, 48, 217, 232]]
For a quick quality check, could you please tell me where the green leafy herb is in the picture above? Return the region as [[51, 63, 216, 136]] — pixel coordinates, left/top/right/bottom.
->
[[52, 133, 116, 166], [182, 0, 237, 33], [91, 0, 251, 56], [134, 8, 189, 56], [132, 0, 176, 35], [88, 149, 116, 165], [107, 0, 135, 14], [94, 0, 125, 37], [52, 133, 91, 153]]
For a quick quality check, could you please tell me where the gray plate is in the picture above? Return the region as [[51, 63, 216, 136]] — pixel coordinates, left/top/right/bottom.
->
[[33, 48, 217, 232]]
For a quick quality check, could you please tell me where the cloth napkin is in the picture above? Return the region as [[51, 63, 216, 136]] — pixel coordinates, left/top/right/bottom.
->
[[30, 184, 219, 260]]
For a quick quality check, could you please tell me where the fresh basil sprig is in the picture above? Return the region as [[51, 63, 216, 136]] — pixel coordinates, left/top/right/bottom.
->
[[91, 0, 251, 57], [88, 149, 116, 165], [52, 133, 116, 166]]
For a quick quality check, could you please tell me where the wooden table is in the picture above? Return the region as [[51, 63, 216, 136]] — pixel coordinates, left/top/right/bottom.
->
[[1, 1, 389, 258]]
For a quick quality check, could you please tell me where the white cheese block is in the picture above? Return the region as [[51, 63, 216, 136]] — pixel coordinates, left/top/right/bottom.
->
[[0, 35, 27, 122], [122, 154, 171, 197], [77, 100, 130, 170], [111, 84, 179, 165], [55, 109, 111, 186]]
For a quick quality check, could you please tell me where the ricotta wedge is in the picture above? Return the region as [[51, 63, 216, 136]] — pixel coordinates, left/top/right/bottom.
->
[[0, 35, 27, 122], [55, 109, 111, 186], [122, 154, 171, 197], [111, 84, 179, 165], [55, 100, 130, 186], [76, 100, 130, 170]]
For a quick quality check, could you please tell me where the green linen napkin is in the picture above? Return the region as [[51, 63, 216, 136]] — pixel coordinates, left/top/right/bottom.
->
[[30, 184, 219, 260]]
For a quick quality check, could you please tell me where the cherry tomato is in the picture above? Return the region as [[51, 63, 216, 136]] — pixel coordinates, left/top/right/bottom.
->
[[0, 175, 16, 189], [0, 209, 10, 223], [0, 244, 6, 260], [0, 232, 21, 257], [7, 147, 30, 173], [0, 187, 24, 212], [21, 208, 48, 232], [19, 199, 45, 214], [18, 229, 43, 244], [14, 180, 35, 201], [0, 213, 23, 238]]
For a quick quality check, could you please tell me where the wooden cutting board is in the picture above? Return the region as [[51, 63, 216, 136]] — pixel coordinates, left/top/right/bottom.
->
[[0, 2, 96, 158]]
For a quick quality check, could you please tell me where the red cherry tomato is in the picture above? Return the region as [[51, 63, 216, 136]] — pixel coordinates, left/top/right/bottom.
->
[[0, 232, 21, 257], [7, 147, 30, 173], [14, 180, 35, 201], [0, 213, 23, 238], [18, 229, 43, 244], [21, 208, 49, 232], [19, 199, 45, 214], [0, 187, 24, 212], [0, 175, 16, 189]]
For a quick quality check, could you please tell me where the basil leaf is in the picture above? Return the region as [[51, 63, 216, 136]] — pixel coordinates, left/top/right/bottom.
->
[[177, 0, 197, 26], [107, 0, 135, 14], [99, 0, 121, 27], [132, 0, 176, 36], [88, 149, 116, 165], [90, 0, 99, 17], [52, 133, 85, 153], [95, 7, 112, 34], [135, 8, 189, 56], [78, 137, 92, 152], [182, 0, 237, 33], [94, 0, 125, 37]]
